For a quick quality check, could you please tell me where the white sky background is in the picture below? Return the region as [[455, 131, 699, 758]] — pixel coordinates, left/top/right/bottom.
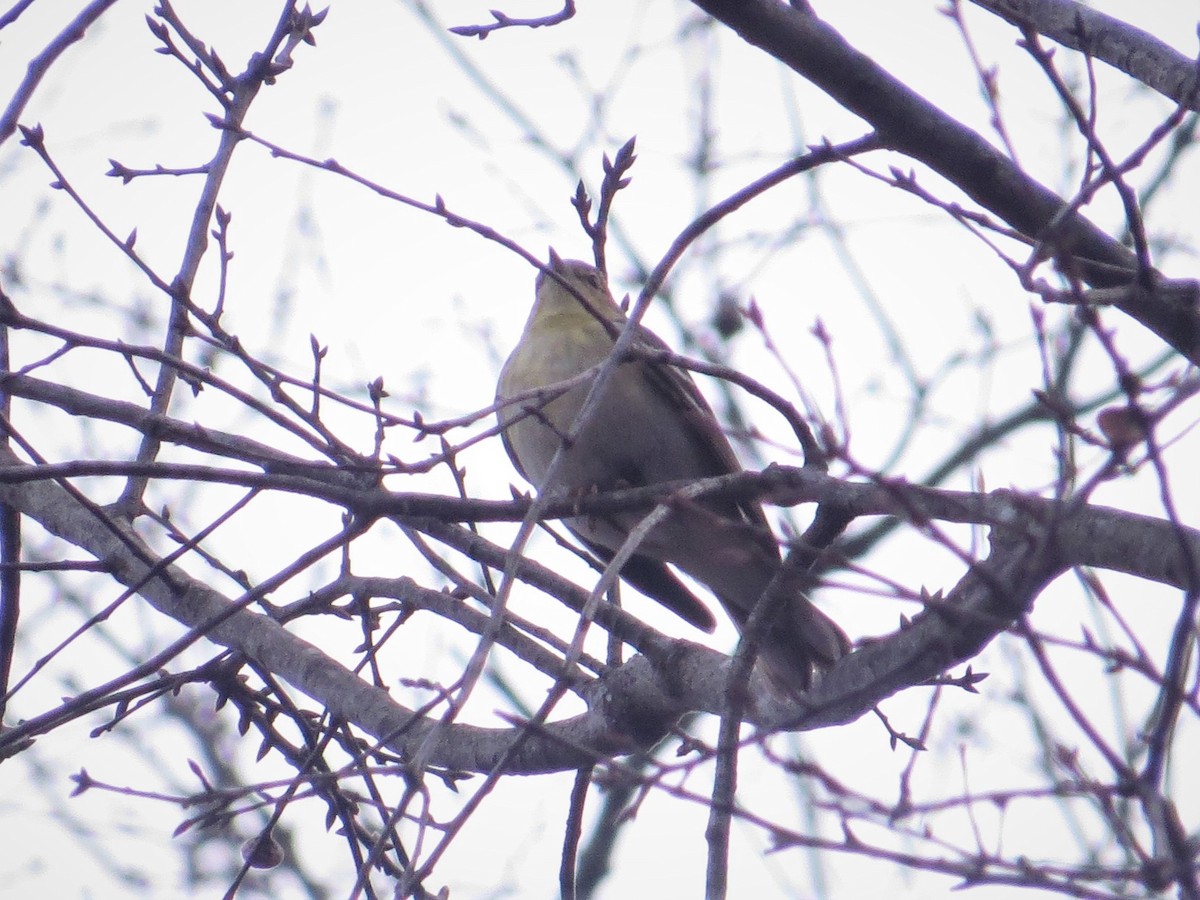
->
[[1, 1, 1198, 898]]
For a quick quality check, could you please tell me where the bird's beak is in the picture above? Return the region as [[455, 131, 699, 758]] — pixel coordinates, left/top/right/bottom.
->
[[536, 248, 564, 292]]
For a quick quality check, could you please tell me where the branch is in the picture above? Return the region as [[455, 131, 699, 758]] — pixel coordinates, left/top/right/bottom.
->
[[690, 0, 1200, 362], [970, 0, 1200, 111], [5, 432, 1196, 776], [0, 0, 120, 147]]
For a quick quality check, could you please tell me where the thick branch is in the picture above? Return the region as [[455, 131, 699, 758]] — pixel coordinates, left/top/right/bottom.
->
[[970, 0, 1200, 111], [691, 0, 1200, 362]]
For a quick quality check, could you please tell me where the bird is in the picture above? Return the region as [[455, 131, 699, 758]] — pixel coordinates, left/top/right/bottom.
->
[[495, 252, 849, 694]]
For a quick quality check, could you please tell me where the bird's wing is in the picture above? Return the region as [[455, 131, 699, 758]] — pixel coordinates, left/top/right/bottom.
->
[[628, 323, 773, 534], [577, 535, 717, 632]]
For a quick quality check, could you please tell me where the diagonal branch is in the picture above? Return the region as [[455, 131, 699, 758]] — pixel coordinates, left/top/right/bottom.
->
[[691, 0, 1200, 362], [970, 0, 1200, 111]]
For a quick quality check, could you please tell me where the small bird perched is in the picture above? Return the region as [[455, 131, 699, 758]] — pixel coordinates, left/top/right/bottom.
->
[[496, 252, 849, 694]]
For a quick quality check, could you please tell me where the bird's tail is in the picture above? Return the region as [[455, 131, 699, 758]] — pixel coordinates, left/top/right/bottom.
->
[[750, 590, 850, 697]]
